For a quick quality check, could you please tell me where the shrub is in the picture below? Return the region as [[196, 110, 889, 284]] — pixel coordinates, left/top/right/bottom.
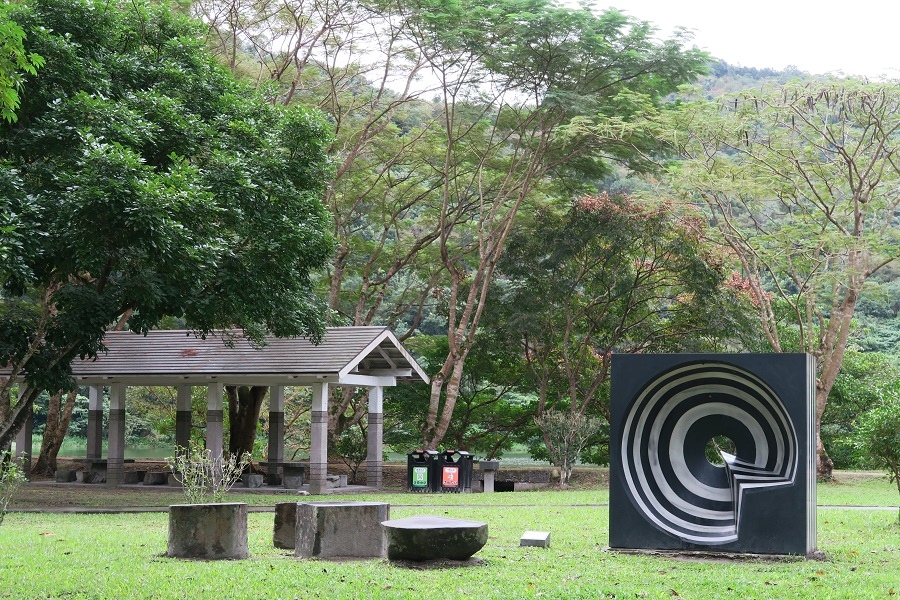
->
[[0, 452, 26, 525], [166, 442, 251, 504], [855, 399, 900, 521]]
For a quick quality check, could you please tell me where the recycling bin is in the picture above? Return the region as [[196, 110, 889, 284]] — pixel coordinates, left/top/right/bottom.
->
[[437, 450, 474, 493], [407, 449, 438, 492]]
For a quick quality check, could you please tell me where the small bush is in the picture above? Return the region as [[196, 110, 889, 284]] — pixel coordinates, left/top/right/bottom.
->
[[855, 399, 900, 521], [166, 442, 251, 504], [0, 452, 27, 525]]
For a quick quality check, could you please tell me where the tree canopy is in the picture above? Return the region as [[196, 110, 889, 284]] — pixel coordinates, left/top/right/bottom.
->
[[660, 80, 900, 478], [0, 0, 335, 448]]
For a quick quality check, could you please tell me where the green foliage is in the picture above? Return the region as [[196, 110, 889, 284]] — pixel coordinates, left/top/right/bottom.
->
[[166, 441, 250, 504], [855, 396, 900, 520], [0, 0, 334, 446], [534, 410, 602, 485], [334, 423, 370, 484], [383, 333, 531, 458], [492, 193, 756, 416], [0, 451, 26, 525], [0, 5, 45, 122], [823, 351, 900, 469]]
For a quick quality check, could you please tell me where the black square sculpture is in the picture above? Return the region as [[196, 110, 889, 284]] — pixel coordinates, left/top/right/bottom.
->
[[609, 354, 816, 555]]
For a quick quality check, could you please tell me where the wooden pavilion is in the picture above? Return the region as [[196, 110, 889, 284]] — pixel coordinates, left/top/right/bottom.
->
[[12, 327, 428, 493]]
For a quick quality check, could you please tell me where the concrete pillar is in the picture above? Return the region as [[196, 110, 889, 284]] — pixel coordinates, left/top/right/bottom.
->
[[267, 385, 285, 483], [309, 382, 329, 495], [366, 386, 384, 489], [106, 383, 126, 485], [206, 383, 224, 458], [14, 386, 33, 479], [175, 385, 192, 451], [86, 386, 103, 459]]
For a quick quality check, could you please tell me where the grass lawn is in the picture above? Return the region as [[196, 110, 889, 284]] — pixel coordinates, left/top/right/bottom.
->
[[1, 472, 898, 599]]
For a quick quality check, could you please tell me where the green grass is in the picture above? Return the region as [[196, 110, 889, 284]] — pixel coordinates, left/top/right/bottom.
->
[[1, 506, 899, 599], [2, 472, 899, 599]]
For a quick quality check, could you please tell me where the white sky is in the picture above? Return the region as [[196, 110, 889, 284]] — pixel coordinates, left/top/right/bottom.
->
[[605, 1, 900, 79]]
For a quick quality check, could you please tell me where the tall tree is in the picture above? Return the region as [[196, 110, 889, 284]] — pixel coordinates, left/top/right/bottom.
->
[[191, 0, 710, 450], [31, 389, 76, 475], [193, 0, 461, 443], [490, 192, 753, 467], [405, 1, 710, 449], [0, 0, 334, 449], [661, 80, 900, 479]]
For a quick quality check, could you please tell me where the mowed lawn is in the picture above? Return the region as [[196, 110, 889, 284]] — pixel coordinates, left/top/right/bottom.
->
[[0, 472, 897, 599]]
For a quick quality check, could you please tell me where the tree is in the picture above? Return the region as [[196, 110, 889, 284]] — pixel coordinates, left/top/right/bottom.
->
[[0, 0, 334, 450], [489, 192, 754, 465], [406, 1, 710, 450], [534, 409, 602, 486], [662, 81, 900, 479], [855, 393, 900, 522], [31, 389, 77, 475], [822, 350, 900, 469], [225, 385, 268, 458], [189, 0, 710, 451]]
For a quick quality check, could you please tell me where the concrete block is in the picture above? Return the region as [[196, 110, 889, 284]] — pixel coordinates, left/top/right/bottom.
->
[[143, 471, 168, 485], [242, 474, 264, 488], [273, 502, 298, 549], [123, 470, 146, 484], [55, 469, 77, 483], [520, 530, 550, 548], [167, 503, 249, 560], [383, 515, 488, 561], [295, 501, 390, 559]]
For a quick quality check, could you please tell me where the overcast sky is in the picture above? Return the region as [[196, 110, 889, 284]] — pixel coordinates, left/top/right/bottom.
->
[[605, 1, 900, 79]]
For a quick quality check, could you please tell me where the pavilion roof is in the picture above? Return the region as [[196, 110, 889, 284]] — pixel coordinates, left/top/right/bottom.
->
[[64, 327, 429, 387]]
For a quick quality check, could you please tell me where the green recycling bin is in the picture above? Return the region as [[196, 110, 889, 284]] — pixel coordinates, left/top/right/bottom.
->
[[407, 450, 438, 492]]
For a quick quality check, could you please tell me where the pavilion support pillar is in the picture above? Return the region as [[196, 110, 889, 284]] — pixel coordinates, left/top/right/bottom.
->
[[106, 383, 126, 485], [206, 383, 224, 458], [175, 385, 192, 451], [309, 382, 329, 495], [14, 386, 33, 479], [366, 386, 384, 490], [267, 385, 285, 484], [86, 385, 103, 459]]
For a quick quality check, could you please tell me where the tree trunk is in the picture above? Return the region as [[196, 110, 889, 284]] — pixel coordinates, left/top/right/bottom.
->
[[226, 386, 268, 458], [32, 390, 77, 475]]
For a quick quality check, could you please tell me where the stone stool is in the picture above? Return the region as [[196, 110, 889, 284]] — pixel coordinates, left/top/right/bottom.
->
[[382, 515, 488, 561], [295, 501, 390, 559], [273, 502, 298, 549]]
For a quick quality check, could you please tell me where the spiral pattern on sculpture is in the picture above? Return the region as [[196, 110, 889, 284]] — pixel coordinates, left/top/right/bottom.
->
[[620, 361, 797, 544]]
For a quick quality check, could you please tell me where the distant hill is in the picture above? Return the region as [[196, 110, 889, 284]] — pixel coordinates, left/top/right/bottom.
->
[[697, 60, 811, 97]]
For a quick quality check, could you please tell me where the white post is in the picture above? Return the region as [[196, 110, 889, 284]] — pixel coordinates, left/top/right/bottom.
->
[[106, 383, 126, 485], [14, 386, 32, 479], [309, 382, 329, 495], [206, 383, 224, 458], [86, 386, 103, 459], [366, 386, 384, 489]]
